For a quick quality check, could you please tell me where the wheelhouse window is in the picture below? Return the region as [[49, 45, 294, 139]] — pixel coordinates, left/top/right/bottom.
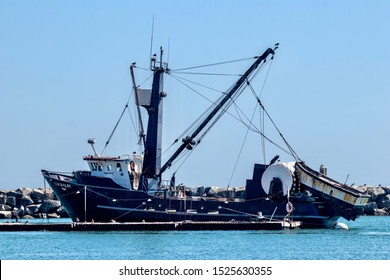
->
[[90, 162, 102, 171]]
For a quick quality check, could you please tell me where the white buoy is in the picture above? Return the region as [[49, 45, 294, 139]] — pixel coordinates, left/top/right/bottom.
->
[[333, 222, 349, 230]]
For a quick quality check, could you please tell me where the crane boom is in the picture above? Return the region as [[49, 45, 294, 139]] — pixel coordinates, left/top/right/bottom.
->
[[159, 45, 277, 176]]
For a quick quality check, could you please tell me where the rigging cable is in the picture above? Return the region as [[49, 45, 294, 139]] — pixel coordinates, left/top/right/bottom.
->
[[101, 103, 129, 155], [161, 58, 293, 174], [126, 104, 140, 145], [172, 71, 242, 76], [100, 65, 155, 155], [196, 58, 269, 143], [171, 148, 194, 176], [260, 106, 266, 164], [171, 62, 263, 181], [224, 60, 270, 134], [149, 14, 154, 67], [171, 56, 257, 72], [226, 60, 273, 186], [228, 96, 293, 156], [257, 55, 274, 164], [166, 67, 294, 166], [101, 82, 140, 155], [247, 82, 301, 162], [226, 108, 252, 188], [168, 70, 262, 136], [168, 73, 225, 99], [165, 73, 225, 141], [157, 51, 296, 175]]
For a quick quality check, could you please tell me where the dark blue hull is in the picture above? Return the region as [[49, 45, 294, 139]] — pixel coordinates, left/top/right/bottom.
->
[[42, 171, 340, 228]]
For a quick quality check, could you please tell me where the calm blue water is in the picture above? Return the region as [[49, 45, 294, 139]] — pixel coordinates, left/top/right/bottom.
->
[[1, 216, 389, 260]]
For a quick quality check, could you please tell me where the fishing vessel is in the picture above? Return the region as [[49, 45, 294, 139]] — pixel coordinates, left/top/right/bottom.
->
[[42, 44, 369, 228]]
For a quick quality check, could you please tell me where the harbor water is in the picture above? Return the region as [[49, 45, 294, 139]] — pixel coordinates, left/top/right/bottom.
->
[[1, 216, 389, 260]]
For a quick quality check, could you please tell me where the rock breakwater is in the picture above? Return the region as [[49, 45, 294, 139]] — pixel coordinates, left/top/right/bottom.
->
[[0, 188, 68, 219], [354, 185, 390, 215]]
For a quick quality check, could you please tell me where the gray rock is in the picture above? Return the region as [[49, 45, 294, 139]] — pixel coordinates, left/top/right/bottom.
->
[[6, 196, 16, 207], [18, 188, 33, 197], [45, 189, 56, 200], [369, 187, 386, 202], [235, 187, 246, 199], [363, 202, 377, 215], [30, 189, 45, 201], [355, 186, 369, 194], [20, 195, 34, 206], [382, 186, 390, 195], [184, 187, 196, 196], [0, 194, 6, 204], [31, 188, 55, 201], [196, 186, 205, 196], [374, 208, 388, 216], [39, 199, 61, 213], [16, 205, 25, 217], [0, 211, 12, 219], [25, 205, 40, 215], [377, 194, 390, 209], [0, 204, 12, 211], [6, 190, 22, 198], [208, 186, 221, 197]]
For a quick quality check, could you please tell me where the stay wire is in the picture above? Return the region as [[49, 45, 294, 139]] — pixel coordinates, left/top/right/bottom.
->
[[249, 58, 273, 164], [260, 108, 267, 164], [197, 81, 247, 143], [247, 82, 301, 161], [167, 71, 260, 138], [197, 59, 268, 142], [166, 73, 226, 141], [101, 103, 129, 155], [226, 67, 294, 158], [197, 58, 270, 142], [168, 72, 225, 94], [172, 71, 242, 76], [171, 148, 194, 176], [226, 62, 269, 134], [160, 57, 294, 174], [101, 72, 142, 155], [171, 56, 257, 72], [226, 103, 254, 188], [126, 104, 140, 146], [231, 96, 293, 157], [226, 62, 272, 187]]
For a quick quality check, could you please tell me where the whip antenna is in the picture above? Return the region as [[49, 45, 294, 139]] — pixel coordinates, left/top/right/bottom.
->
[[149, 14, 155, 68]]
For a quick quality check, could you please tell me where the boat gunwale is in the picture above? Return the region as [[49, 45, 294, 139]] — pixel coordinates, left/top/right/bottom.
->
[[296, 162, 370, 198]]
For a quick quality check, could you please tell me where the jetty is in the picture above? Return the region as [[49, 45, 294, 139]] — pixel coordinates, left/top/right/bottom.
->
[[0, 220, 301, 231]]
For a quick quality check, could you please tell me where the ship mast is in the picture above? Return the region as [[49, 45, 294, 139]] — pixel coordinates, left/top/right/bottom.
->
[[141, 47, 167, 182], [159, 45, 278, 177]]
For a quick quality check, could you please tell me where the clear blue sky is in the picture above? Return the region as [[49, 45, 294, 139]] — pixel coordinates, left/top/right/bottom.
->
[[1, 0, 389, 189]]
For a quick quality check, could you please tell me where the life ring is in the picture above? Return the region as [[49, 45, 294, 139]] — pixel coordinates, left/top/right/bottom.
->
[[286, 202, 294, 214]]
